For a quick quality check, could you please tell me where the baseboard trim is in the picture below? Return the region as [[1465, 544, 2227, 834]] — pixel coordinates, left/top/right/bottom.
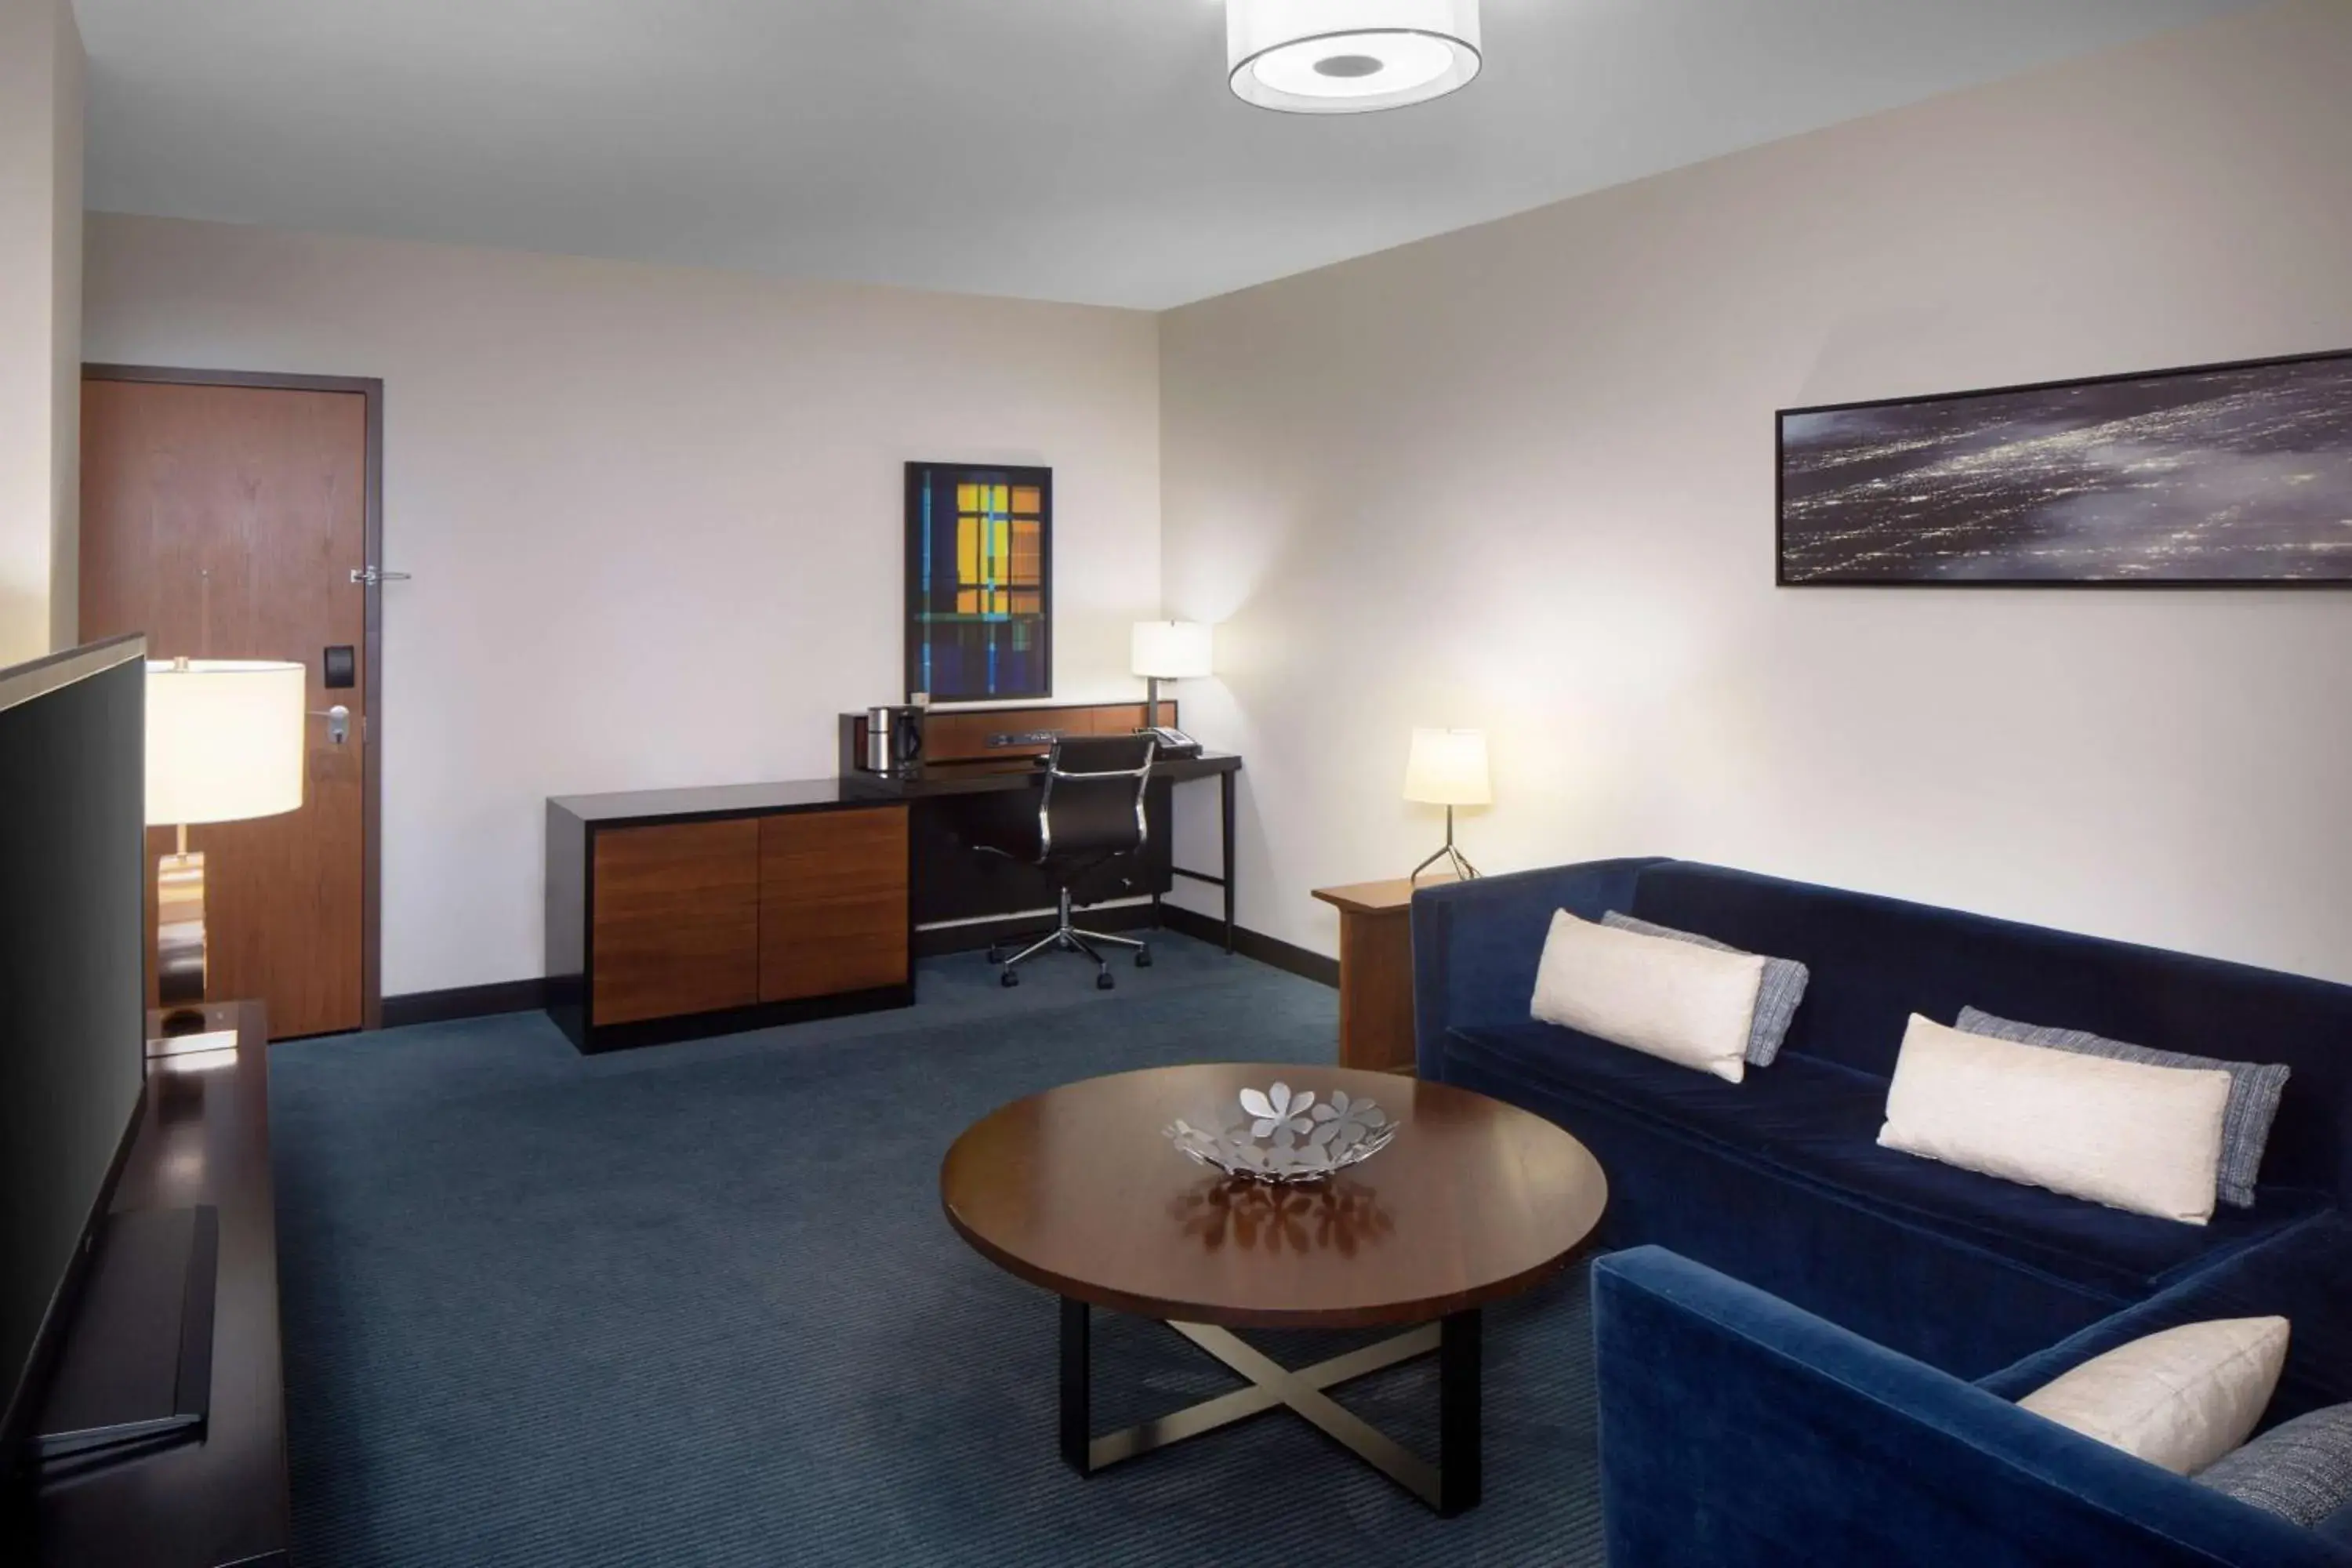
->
[[1157, 906, 1338, 989], [560, 984, 913, 1055], [381, 977, 550, 1029]]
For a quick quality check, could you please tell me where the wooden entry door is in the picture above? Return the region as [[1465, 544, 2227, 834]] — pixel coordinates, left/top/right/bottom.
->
[[80, 373, 378, 1039]]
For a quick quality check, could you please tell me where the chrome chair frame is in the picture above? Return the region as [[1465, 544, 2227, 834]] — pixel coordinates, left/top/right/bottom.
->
[[986, 736, 1158, 989]]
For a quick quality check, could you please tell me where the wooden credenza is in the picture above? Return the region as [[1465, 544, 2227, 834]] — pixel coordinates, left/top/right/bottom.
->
[[546, 782, 912, 1052]]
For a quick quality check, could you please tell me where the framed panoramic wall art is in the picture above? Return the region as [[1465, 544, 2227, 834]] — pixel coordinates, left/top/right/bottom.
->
[[1777, 347, 2352, 586], [905, 462, 1051, 700]]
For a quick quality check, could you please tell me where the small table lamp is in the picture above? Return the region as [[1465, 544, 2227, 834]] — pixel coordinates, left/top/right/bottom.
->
[[1131, 620, 1213, 731], [147, 659, 307, 1029], [1404, 728, 1490, 883]]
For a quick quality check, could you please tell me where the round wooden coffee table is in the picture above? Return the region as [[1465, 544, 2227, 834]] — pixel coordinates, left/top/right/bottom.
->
[[939, 1063, 1606, 1515]]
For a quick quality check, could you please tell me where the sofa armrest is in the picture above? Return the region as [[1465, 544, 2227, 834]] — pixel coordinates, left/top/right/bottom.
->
[[1593, 1247, 2347, 1568], [1410, 857, 1663, 1080]]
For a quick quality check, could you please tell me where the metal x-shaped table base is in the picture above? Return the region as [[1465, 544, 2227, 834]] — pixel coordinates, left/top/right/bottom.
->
[[1058, 1299, 1483, 1516]]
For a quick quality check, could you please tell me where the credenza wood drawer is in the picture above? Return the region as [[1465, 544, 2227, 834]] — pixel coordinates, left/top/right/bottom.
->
[[591, 819, 761, 1025], [760, 806, 909, 1002]]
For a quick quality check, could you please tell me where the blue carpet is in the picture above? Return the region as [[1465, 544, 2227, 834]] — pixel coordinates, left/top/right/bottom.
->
[[271, 935, 1603, 1565]]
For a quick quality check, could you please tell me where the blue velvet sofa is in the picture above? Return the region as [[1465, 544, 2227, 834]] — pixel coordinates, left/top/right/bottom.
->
[[1410, 859, 2352, 1565]]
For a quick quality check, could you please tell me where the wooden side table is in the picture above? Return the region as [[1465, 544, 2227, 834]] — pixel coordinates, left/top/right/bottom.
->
[[1312, 874, 1453, 1073]]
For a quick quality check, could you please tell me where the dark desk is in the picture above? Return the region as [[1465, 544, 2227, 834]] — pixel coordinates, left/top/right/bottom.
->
[[547, 751, 1236, 814], [841, 750, 1242, 951], [544, 752, 1241, 1051]]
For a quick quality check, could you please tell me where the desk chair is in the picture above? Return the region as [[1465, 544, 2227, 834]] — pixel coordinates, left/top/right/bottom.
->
[[975, 733, 1157, 989]]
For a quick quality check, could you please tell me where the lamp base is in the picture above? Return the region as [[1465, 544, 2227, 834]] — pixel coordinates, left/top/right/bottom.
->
[[157, 847, 209, 1010], [1409, 805, 1481, 884], [1410, 841, 1480, 884]]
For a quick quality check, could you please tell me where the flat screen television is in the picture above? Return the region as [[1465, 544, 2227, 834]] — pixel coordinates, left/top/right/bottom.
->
[[0, 635, 149, 1457]]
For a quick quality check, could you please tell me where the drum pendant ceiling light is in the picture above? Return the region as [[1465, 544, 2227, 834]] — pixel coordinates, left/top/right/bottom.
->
[[1228, 0, 1482, 114]]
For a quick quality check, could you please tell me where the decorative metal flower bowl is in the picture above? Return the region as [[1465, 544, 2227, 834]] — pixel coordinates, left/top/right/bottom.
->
[[1164, 1081, 1400, 1185]]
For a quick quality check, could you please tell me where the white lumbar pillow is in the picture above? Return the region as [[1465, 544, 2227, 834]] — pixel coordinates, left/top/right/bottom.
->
[[1529, 909, 1763, 1083], [2020, 1317, 2290, 1474], [1878, 1014, 2230, 1225]]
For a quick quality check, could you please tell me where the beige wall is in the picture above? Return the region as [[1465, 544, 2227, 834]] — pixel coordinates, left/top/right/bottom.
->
[[1160, 1, 2352, 981], [0, 0, 82, 662], [84, 215, 1163, 994]]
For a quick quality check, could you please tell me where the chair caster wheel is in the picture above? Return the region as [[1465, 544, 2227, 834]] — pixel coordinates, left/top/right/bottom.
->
[[1096, 971, 1115, 991], [985, 945, 1003, 963], [1000, 969, 1020, 988], [1134, 946, 1152, 968]]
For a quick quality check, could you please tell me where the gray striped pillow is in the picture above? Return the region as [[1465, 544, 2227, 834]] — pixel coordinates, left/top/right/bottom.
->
[[1956, 1006, 2289, 1210], [1602, 912, 1809, 1067], [2196, 1403, 2352, 1526]]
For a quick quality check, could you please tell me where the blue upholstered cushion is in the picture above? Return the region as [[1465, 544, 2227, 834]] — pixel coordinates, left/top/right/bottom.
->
[[1443, 1020, 2320, 1303], [1980, 1214, 2352, 1431], [1602, 909, 1809, 1066], [1443, 1021, 2125, 1375], [1958, 1004, 2289, 1210], [1621, 862, 2352, 1209], [1410, 858, 1666, 1080], [2198, 1403, 2352, 1526], [1443, 1018, 1886, 1169]]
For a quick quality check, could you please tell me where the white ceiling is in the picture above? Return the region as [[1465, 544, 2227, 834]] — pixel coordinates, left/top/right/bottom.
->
[[76, 0, 2262, 310]]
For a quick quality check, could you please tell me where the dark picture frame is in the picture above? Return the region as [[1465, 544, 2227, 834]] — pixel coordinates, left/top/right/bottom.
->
[[1777, 347, 2352, 587], [904, 462, 1053, 701]]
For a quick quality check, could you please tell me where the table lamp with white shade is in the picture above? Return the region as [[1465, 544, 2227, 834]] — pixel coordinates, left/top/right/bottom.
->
[[1404, 727, 1490, 883], [147, 659, 308, 1030], [1131, 620, 1213, 736]]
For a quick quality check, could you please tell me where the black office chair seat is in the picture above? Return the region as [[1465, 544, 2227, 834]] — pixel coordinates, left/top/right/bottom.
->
[[970, 733, 1157, 989]]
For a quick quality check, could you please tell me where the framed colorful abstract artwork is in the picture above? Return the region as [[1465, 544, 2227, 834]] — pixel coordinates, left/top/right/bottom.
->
[[905, 463, 1052, 700], [1777, 347, 2352, 586]]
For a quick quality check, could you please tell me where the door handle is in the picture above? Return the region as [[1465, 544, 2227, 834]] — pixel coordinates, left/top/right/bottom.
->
[[308, 705, 350, 744]]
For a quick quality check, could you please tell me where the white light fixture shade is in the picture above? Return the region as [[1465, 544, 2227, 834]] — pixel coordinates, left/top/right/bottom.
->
[[1403, 728, 1491, 806], [1228, 0, 1481, 114], [145, 660, 308, 826], [1131, 620, 1214, 680]]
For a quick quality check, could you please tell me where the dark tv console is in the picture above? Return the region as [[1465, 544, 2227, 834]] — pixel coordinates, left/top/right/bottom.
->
[[27, 1000, 290, 1567]]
